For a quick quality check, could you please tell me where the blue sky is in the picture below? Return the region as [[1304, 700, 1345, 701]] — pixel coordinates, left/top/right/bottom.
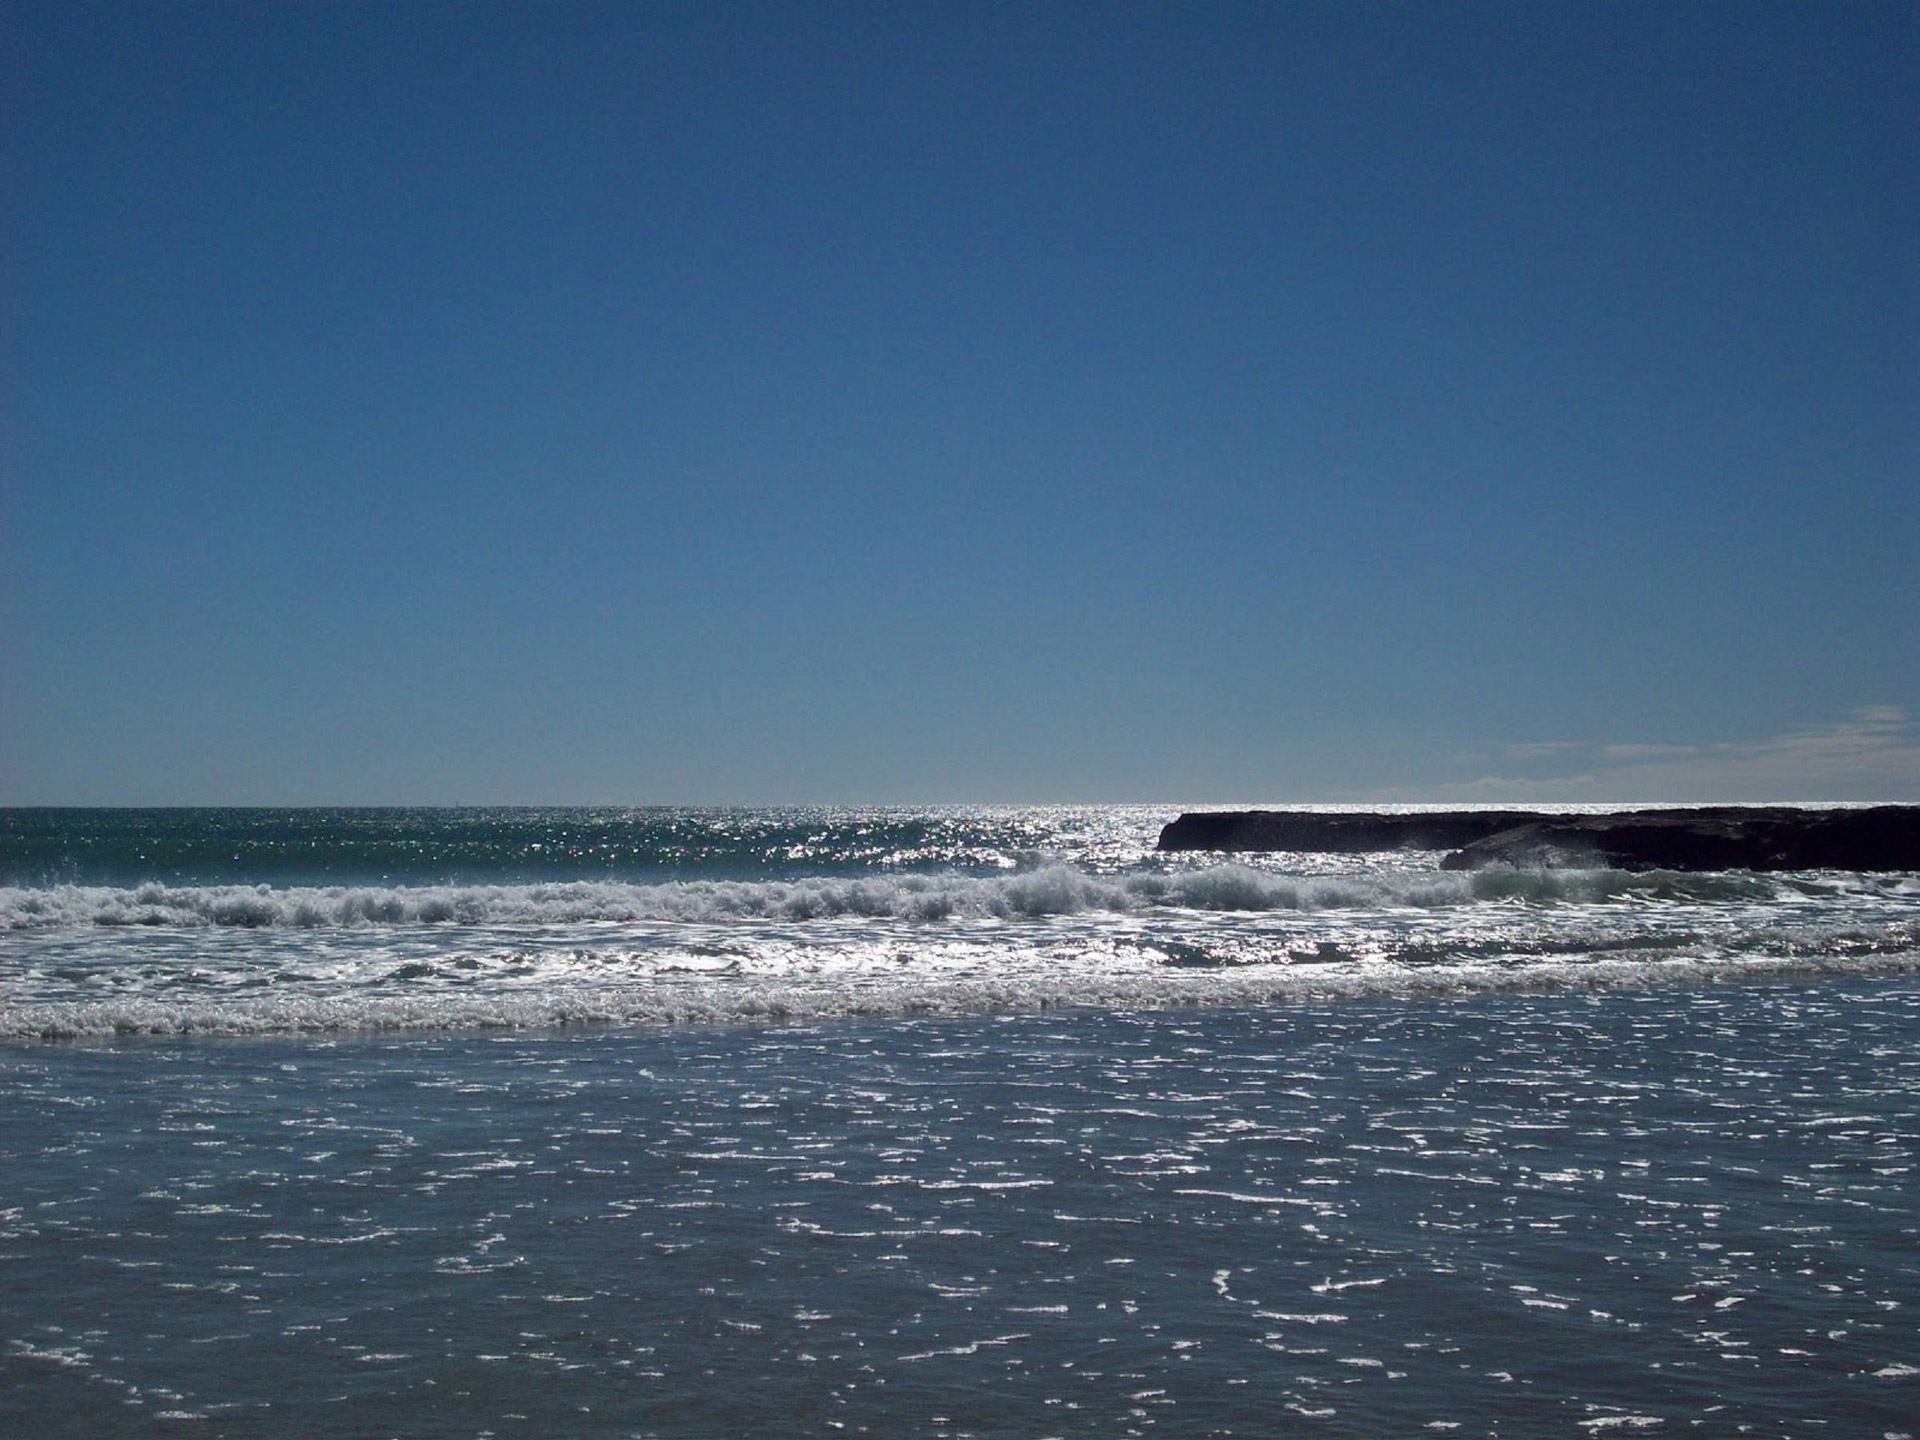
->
[[4, 1, 1914, 804]]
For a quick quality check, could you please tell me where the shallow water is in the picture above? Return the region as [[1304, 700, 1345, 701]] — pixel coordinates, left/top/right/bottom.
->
[[5, 980, 1916, 1437]]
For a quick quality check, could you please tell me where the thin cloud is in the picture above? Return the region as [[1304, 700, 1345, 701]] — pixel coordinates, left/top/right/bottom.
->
[[1432, 708, 1920, 803], [1598, 744, 1696, 761]]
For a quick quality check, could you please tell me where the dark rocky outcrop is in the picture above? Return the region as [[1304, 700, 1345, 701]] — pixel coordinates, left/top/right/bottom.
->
[[1436, 807, 1920, 872], [1157, 806, 1920, 872], [1156, 810, 1545, 854]]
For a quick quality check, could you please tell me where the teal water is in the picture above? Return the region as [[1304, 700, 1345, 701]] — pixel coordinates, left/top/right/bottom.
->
[[0, 806, 1150, 887]]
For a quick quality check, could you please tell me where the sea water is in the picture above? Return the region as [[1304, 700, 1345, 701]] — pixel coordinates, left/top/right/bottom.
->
[[3, 807, 1916, 1435]]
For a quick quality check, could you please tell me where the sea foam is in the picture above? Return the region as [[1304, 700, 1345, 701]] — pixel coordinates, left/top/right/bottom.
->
[[8, 946, 1919, 1040], [0, 863, 1799, 931]]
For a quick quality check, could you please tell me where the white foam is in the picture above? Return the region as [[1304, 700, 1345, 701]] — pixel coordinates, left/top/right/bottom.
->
[[0, 863, 1800, 932], [7, 946, 1917, 1041], [5, 856, 1913, 1042]]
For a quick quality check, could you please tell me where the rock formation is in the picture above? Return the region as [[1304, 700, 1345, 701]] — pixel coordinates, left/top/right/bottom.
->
[[1155, 810, 1541, 854], [1156, 806, 1920, 872]]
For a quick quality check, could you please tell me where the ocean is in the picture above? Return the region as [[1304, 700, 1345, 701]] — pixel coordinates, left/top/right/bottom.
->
[[3, 806, 1916, 1436]]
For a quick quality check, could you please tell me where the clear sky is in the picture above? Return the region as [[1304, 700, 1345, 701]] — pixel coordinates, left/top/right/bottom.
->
[[3, 1, 1914, 804]]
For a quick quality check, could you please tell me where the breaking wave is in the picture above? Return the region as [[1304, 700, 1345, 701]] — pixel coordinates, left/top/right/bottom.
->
[[0, 863, 1800, 931]]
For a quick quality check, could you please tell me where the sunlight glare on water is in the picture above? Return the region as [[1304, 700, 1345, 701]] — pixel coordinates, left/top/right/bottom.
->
[[3, 982, 1917, 1437]]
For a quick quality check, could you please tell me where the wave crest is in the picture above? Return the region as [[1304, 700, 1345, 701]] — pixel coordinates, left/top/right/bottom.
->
[[0, 863, 1799, 931]]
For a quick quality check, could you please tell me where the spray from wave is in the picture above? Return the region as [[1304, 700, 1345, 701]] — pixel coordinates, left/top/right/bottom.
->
[[0, 863, 1802, 931]]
